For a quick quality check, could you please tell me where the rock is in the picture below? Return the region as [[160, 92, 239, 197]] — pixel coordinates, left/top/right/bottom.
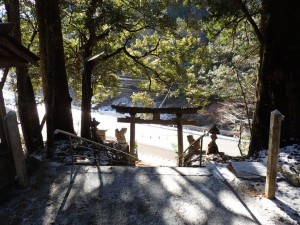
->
[[297, 164, 300, 173], [226, 162, 269, 180], [278, 164, 300, 187]]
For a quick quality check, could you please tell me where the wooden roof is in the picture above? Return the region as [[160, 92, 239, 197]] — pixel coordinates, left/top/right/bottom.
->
[[111, 105, 201, 114], [0, 23, 39, 67]]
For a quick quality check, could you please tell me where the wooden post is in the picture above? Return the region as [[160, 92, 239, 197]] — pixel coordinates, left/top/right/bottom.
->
[[177, 114, 183, 167], [4, 111, 28, 187], [265, 109, 284, 199], [129, 113, 136, 165]]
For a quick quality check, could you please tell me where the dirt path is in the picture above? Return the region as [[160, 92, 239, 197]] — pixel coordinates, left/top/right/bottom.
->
[[136, 143, 177, 166]]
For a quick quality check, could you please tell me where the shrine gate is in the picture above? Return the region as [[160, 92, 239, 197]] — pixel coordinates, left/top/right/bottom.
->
[[111, 105, 200, 166]]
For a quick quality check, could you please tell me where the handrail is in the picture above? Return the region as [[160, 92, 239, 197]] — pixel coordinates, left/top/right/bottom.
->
[[178, 132, 207, 167], [178, 132, 207, 159], [54, 129, 138, 161]]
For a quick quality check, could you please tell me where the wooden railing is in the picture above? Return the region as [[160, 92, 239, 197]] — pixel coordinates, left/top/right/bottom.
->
[[54, 129, 137, 165], [178, 132, 207, 167]]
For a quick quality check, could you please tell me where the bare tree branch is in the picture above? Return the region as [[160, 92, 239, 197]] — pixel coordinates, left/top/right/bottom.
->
[[236, 0, 263, 45], [117, 23, 154, 33], [212, 15, 246, 40], [101, 46, 125, 61], [123, 47, 171, 86], [234, 66, 252, 133], [95, 29, 110, 42]]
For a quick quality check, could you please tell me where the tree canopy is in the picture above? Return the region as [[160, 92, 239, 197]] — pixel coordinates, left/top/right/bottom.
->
[[0, 0, 299, 155]]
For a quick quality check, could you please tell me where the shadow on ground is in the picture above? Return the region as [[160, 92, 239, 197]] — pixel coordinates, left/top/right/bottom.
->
[[0, 163, 260, 225]]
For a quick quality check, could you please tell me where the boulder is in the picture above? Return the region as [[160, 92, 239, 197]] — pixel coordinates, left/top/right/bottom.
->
[[278, 164, 300, 187]]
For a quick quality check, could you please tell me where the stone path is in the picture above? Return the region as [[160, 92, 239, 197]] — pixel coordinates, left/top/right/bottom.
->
[[0, 163, 261, 225]]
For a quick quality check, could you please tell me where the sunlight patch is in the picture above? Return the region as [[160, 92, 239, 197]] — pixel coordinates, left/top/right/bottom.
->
[[218, 190, 250, 217], [160, 176, 183, 195], [168, 200, 207, 224]]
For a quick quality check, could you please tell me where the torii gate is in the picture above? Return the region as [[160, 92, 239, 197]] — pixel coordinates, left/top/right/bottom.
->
[[111, 105, 200, 166]]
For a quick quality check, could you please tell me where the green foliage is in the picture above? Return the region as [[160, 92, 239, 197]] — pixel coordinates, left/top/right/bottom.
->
[[60, 0, 180, 104], [171, 0, 261, 107], [0, 1, 42, 94], [202, 16, 259, 103], [131, 91, 154, 119], [131, 92, 154, 107], [0, 0, 262, 113]]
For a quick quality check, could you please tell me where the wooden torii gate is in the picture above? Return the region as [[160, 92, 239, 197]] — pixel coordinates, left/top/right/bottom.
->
[[111, 105, 200, 166]]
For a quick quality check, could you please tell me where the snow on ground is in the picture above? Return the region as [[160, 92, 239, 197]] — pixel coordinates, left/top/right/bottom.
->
[[3, 89, 241, 158], [3, 90, 300, 224], [212, 144, 300, 225]]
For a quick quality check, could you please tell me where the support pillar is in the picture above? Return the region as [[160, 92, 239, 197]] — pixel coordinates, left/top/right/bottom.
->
[[177, 114, 183, 166], [129, 113, 136, 165]]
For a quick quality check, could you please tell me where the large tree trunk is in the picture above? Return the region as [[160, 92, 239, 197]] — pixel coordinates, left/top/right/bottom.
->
[[35, 0, 53, 153], [36, 0, 74, 156], [0, 69, 9, 149], [80, 1, 98, 139], [6, 0, 43, 155], [0, 90, 7, 148], [249, 0, 300, 155], [16, 67, 44, 155], [80, 59, 94, 139]]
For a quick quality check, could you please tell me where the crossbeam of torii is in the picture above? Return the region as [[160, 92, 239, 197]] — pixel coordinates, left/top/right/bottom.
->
[[111, 105, 201, 166]]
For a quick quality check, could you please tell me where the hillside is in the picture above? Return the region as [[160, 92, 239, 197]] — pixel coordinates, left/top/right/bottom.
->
[[92, 77, 251, 137]]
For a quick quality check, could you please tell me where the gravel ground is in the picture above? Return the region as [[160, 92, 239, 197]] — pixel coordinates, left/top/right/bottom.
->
[[0, 163, 261, 225]]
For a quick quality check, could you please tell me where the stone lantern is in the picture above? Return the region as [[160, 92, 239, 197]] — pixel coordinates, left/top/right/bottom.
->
[[207, 124, 220, 154]]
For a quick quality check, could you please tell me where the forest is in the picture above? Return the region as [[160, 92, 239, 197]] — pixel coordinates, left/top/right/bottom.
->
[[0, 0, 299, 159]]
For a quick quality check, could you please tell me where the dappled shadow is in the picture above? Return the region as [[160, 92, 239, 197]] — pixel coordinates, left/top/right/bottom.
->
[[54, 166, 80, 222], [172, 167, 261, 225], [0, 163, 55, 224], [0, 163, 263, 224], [50, 165, 261, 224], [272, 198, 300, 223]]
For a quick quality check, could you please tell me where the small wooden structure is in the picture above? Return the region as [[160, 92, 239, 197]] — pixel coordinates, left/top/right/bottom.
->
[[111, 105, 200, 166], [0, 22, 39, 193], [96, 129, 107, 142], [0, 23, 39, 67]]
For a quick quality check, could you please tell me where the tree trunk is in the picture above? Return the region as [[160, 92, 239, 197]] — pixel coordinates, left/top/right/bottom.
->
[[36, 0, 74, 155], [249, 0, 300, 155], [16, 67, 44, 155], [80, 1, 98, 139], [0, 69, 9, 149], [6, 0, 43, 155], [80, 60, 94, 139], [35, 0, 53, 153], [44, 0, 74, 134]]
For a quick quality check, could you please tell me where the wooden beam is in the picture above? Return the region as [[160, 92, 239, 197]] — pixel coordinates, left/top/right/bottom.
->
[[0, 60, 28, 67], [0, 36, 39, 65], [112, 104, 201, 114], [117, 117, 196, 125]]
